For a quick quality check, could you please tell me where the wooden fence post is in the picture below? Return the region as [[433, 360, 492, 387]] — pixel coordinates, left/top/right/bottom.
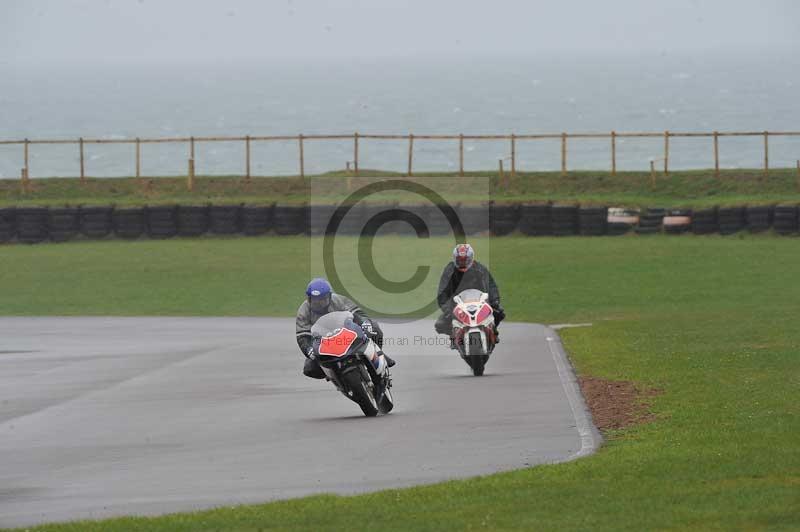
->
[[650, 160, 656, 189], [458, 134, 464, 177], [299, 134, 305, 179], [407, 134, 414, 176], [187, 158, 195, 191], [79, 137, 85, 182], [561, 132, 567, 176], [190, 136, 195, 161], [135, 138, 141, 178], [763, 131, 769, 178], [713, 131, 720, 178], [245, 135, 251, 181], [23, 138, 29, 178], [20, 167, 29, 193], [354, 132, 359, 176], [499, 159, 504, 181], [510, 134, 516, 176], [664, 130, 670, 175], [611, 131, 616, 175]]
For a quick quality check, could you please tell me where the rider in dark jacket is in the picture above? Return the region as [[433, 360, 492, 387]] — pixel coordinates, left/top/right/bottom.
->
[[296, 278, 395, 379], [435, 244, 505, 343]]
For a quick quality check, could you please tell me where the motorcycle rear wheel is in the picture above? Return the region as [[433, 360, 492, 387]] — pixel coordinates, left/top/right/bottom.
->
[[343, 369, 379, 417]]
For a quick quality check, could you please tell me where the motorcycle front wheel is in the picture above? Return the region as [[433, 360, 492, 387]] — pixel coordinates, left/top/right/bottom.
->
[[343, 368, 379, 417]]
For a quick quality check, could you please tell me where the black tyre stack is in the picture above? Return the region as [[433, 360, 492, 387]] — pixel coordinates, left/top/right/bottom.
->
[[691, 208, 718, 235], [146, 205, 179, 239], [208, 205, 242, 235], [0, 207, 15, 243], [458, 203, 491, 235], [272, 204, 308, 236], [16, 207, 49, 243], [489, 203, 520, 236], [551, 205, 578, 236], [606, 208, 639, 236], [717, 206, 746, 235], [308, 204, 338, 236], [177, 205, 210, 237], [241, 204, 274, 236], [773, 205, 798, 235], [80, 206, 113, 239], [578, 206, 608, 236], [337, 203, 367, 236], [518, 204, 552, 236], [47, 207, 80, 242], [745, 205, 773, 233], [427, 204, 454, 236], [636, 208, 665, 235], [113, 207, 146, 239], [663, 208, 692, 235]]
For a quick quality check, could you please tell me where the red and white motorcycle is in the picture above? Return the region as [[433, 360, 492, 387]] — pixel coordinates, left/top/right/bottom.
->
[[451, 289, 497, 376]]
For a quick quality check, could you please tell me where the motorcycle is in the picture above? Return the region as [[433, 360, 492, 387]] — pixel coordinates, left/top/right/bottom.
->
[[311, 311, 394, 417], [451, 289, 497, 376]]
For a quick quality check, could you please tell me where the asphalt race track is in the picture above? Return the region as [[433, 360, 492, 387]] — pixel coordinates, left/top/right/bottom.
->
[[0, 317, 600, 528]]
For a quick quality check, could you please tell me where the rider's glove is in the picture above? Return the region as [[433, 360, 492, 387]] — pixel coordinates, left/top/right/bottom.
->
[[306, 346, 316, 360]]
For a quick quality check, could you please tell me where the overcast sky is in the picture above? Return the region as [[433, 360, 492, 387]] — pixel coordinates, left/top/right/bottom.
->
[[1, 0, 798, 65]]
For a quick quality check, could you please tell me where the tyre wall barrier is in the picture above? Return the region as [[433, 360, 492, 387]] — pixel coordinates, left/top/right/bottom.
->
[[458, 203, 490, 236], [146, 205, 178, 239], [717, 206, 746, 235], [209, 205, 242, 235], [551, 205, 578, 236], [80, 206, 113, 239], [16, 207, 49, 244], [692, 208, 718, 235], [607, 208, 639, 236], [773, 205, 798, 235], [272, 205, 307, 236], [48, 207, 80, 242], [519, 204, 552, 236], [308, 204, 339, 236], [0, 207, 15, 243], [636, 207, 665, 235], [489, 203, 520, 236], [242, 205, 274, 236], [178, 205, 210, 237], [663, 208, 692, 235], [113, 207, 146, 239], [578, 206, 608, 236], [745, 205, 772, 233], [1, 202, 797, 244]]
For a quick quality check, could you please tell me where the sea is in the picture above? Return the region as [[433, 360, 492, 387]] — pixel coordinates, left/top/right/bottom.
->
[[1, 50, 798, 178]]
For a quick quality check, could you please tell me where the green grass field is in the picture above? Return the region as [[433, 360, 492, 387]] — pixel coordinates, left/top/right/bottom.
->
[[3, 168, 800, 208], [2, 235, 799, 531]]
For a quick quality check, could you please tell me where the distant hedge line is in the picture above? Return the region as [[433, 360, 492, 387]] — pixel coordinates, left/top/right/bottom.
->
[[0, 204, 797, 244]]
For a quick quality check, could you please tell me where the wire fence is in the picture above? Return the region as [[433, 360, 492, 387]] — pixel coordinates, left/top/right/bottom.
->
[[3, 130, 800, 192]]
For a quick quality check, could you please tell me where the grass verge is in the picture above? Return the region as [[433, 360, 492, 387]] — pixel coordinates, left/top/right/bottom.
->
[[2, 168, 800, 208], [1, 236, 799, 530]]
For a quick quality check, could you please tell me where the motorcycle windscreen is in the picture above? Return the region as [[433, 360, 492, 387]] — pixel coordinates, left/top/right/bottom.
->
[[311, 310, 355, 338], [457, 288, 485, 303]]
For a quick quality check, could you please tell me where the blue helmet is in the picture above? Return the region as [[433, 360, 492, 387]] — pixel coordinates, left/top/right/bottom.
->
[[306, 278, 333, 314]]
